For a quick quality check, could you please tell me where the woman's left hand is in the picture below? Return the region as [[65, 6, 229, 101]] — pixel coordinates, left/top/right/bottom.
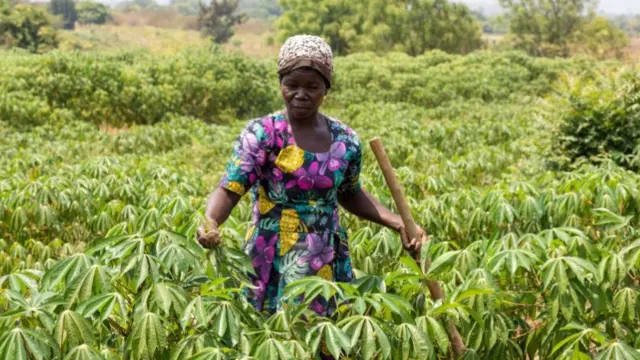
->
[[397, 224, 427, 254]]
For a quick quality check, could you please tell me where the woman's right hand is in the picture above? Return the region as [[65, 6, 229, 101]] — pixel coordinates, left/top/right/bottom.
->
[[197, 220, 222, 249], [199, 188, 242, 249]]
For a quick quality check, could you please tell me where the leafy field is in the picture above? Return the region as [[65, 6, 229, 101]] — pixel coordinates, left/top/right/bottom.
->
[[1, 48, 640, 359]]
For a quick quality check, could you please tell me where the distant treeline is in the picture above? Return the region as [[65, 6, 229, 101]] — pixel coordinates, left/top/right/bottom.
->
[[610, 14, 640, 34]]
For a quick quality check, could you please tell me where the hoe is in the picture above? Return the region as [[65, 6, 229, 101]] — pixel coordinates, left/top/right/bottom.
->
[[370, 137, 467, 358]]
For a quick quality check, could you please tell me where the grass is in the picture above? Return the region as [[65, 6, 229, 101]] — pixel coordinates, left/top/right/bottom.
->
[[223, 19, 280, 58], [58, 19, 279, 58], [59, 24, 208, 55]]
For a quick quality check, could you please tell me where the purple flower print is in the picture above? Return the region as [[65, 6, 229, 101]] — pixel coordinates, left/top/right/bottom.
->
[[309, 299, 325, 314], [317, 142, 346, 174], [254, 279, 267, 299], [268, 167, 284, 194], [251, 201, 259, 223], [240, 132, 266, 179], [286, 162, 333, 190], [262, 117, 287, 148], [253, 235, 277, 282], [298, 233, 334, 271], [272, 167, 283, 181]]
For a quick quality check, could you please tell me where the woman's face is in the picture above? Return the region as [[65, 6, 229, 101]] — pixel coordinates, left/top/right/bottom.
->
[[280, 68, 327, 121]]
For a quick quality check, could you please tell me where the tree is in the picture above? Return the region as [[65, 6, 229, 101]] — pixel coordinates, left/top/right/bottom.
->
[[132, 0, 156, 9], [276, 0, 483, 56], [499, 0, 597, 57], [401, 0, 485, 55], [276, 0, 357, 55], [237, 0, 280, 19], [571, 16, 629, 60], [76, 1, 110, 25], [171, 0, 200, 16], [50, 0, 77, 30], [0, 3, 59, 53], [198, 0, 247, 44]]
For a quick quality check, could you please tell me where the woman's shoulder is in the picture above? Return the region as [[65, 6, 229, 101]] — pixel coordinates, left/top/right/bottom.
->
[[244, 112, 286, 128], [241, 112, 287, 141]]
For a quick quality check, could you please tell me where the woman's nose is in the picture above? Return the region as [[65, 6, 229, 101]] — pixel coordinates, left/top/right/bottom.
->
[[293, 90, 309, 100]]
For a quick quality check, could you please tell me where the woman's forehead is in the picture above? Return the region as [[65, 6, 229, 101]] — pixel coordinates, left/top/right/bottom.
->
[[282, 68, 326, 82]]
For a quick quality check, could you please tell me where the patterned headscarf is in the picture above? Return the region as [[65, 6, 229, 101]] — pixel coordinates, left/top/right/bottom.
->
[[277, 35, 334, 89]]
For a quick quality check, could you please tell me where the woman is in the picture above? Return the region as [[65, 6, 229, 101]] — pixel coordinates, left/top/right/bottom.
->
[[198, 35, 426, 316]]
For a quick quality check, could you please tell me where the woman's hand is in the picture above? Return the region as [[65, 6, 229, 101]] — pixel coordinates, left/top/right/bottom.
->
[[397, 224, 427, 254], [197, 220, 222, 249], [198, 188, 242, 249], [338, 189, 428, 254]]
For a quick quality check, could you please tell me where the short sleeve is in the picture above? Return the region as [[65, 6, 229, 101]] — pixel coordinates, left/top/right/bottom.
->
[[219, 119, 269, 196], [338, 133, 362, 197]]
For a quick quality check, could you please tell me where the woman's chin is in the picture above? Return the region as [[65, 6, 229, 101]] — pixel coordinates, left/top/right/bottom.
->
[[288, 107, 316, 120]]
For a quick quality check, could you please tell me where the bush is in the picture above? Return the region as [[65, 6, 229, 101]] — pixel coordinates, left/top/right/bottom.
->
[[554, 71, 640, 169], [76, 1, 110, 25], [330, 50, 572, 108], [0, 47, 279, 127]]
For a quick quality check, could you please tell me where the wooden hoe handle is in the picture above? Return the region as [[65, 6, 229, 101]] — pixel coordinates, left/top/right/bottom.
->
[[369, 138, 420, 244], [369, 137, 467, 358]]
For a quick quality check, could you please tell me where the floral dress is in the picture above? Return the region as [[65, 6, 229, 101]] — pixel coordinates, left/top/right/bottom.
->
[[219, 111, 361, 315]]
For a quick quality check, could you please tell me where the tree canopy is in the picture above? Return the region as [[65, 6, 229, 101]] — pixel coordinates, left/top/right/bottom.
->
[[499, 0, 597, 57], [0, 3, 58, 53], [276, 0, 484, 56], [199, 0, 247, 44], [50, 0, 77, 30], [76, 1, 110, 25]]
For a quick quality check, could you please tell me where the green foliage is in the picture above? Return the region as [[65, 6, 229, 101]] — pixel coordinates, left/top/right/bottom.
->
[[170, 0, 201, 16], [0, 4, 59, 53], [50, 0, 77, 30], [199, 0, 247, 44], [610, 14, 640, 35], [553, 70, 640, 170], [116, 0, 158, 11], [499, 0, 597, 57], [1, 48, 639, 359], [571, 16, 629, 60], [76, 1, 110, 25], [0, 48, 279, 127], [238, 0, 280, 19], [276, 0, 484, 56], [330, 50, 574, 108]]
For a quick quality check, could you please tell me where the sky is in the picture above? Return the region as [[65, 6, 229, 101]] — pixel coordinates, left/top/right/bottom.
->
[[457, 0, 640, 15], [97, 0, 640, 15]]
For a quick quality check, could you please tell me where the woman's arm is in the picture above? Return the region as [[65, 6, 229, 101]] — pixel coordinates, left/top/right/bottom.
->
[[204, 187, 241, 225], [198, 187, 241, 248], [199, 119, 267, 247], [338, 188, 402, 230], [338, 188, 425, 252]]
